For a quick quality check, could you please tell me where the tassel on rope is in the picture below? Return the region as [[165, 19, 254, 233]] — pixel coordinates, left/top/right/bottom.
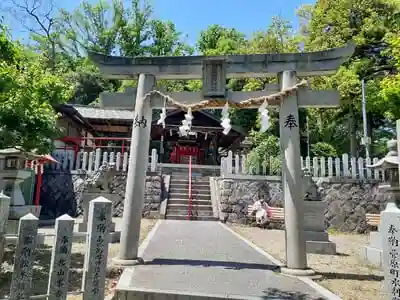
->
[[258, 100, 270, 133], [220, 102, 232, 135], [157, 96, 167, 128], [179, 107, 194, 137]]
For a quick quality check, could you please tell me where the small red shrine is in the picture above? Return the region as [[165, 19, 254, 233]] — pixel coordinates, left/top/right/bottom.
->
[[169, 144, 201, 164]]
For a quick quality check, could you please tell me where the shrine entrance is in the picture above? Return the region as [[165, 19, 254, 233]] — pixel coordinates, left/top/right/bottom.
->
[[89, 42, 355, 272], [150, 108, 245, 165]]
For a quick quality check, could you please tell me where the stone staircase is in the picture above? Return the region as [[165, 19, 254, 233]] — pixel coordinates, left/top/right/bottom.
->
[[166, 174, 216, 221]]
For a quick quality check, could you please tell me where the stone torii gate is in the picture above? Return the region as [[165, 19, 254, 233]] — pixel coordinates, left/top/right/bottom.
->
[[89, 43, 355, 273]]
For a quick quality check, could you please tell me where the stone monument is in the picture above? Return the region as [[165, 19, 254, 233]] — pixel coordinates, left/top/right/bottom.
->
[[89, 42, 355, 273], [360, 139, 399, 267], [302, 168, 336, 254]]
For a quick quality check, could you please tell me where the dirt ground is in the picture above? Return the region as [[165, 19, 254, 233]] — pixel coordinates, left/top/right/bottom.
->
[[0, 218, 157, 300], [230, 224, 385, 300]]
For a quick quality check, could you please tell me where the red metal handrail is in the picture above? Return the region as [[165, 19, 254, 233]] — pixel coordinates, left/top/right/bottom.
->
[[187, 156, 192, 220]]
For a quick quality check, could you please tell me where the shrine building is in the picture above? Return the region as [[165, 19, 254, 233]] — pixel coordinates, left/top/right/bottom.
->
[[54, 103, 246, 166]]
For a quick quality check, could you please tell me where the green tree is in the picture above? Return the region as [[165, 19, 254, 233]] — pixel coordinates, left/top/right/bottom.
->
[[305, 0, 399, 157], [0, 26, 73, 153]]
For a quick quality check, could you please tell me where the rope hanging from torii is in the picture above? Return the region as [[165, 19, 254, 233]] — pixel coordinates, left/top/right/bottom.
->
[[153, 79, 308, 136]]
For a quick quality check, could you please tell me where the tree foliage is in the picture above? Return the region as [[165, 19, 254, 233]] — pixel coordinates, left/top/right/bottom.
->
[[0, 24, 72, 153]]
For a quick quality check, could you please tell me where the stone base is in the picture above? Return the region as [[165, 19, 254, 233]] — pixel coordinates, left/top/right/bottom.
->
[[306, 240, 336, 255], [360, 246, 383, 267], [112, 257, 144, 266], [305, 231, 329, 242], [368, 231, 382, 249], [280, 267, 316, 276], [77, 222, 87, 232]]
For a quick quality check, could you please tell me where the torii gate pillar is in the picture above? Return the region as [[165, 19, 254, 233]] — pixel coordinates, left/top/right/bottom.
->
[[279, 71, 308, 272], [113, 74, 155, 265]]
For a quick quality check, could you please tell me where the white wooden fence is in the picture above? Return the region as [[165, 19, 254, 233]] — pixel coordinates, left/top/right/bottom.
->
[[50, 149, 158, 172], [221, 151, 384, 180], [0, 194, 112, 300]]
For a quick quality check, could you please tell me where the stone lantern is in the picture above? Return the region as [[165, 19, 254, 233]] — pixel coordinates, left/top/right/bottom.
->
[[0, 148, 41, 227], [366, 139, 400, 205]]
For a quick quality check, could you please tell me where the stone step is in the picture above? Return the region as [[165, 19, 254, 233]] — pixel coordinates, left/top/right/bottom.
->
[[169, 192, 211, 200], [167, 203, 213, 211], [170, 183, 210, 190], [169, 186, 210, 193], [168, 199, 212, 205], [165, 214, 217, 221], [166, 209, 214, 216], [170, 183, 210, 188], [171, 178, 209, 184]]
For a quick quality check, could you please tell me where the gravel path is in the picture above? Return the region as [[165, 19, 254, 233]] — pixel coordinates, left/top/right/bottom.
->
[[230, 225, 385, 300], [0, 218, 157, 300]]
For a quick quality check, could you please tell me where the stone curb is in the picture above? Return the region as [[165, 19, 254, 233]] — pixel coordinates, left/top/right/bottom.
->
[[218, 222, 343, 300]]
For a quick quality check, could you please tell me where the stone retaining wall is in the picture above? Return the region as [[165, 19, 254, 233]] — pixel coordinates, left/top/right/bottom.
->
[[39, 170, 165, 219], [218, 176, 385, 233]]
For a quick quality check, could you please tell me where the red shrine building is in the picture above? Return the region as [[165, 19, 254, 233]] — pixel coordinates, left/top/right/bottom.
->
[[54, 104, 246, 166]]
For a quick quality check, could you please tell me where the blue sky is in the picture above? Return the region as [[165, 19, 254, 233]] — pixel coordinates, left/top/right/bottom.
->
[[6, 0, 315, 46]]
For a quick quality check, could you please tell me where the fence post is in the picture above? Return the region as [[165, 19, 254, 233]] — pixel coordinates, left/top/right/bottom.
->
[[358, 157, 365, 179], [0, 192, 10, 263], [47, 214, 74, 300], [327, 157, 333, 177], [82, 152, 88, 171], [312, 157, 319, 177], [102, 152, 108, 166], [88, 151, 94, 172], [10, 213, 39, 300], [220, 157, 226, 177], [342, 154, 349, 177], [365, 157, 372, 179], [320, 157, 326, 177], [122, 152, 128, 171], [151, 149, 158, 172], [235, 154, 240, 174], [227, 151, 233, 174], [82, 197, 112, 300], [116, 152, 121, 171], [334, 157, 341, 178], [241, 154, 246, 174], [351, 157, 357, 179]]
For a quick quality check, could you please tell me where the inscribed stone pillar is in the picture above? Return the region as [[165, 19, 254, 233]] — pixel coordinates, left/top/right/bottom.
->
[[279, 71, 308, 271], [381, 201, 400, 300], [116, 73, 155, 264], [47, 214, 74, 299]]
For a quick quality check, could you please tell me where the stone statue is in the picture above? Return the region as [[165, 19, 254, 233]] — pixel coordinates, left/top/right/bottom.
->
[[302, 167, 321, 201], [74, 161, 116, 216]]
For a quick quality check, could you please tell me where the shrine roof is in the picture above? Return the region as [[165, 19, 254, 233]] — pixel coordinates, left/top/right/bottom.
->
[[88, 42, 356, 79], [71, 105, 133, 121]]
